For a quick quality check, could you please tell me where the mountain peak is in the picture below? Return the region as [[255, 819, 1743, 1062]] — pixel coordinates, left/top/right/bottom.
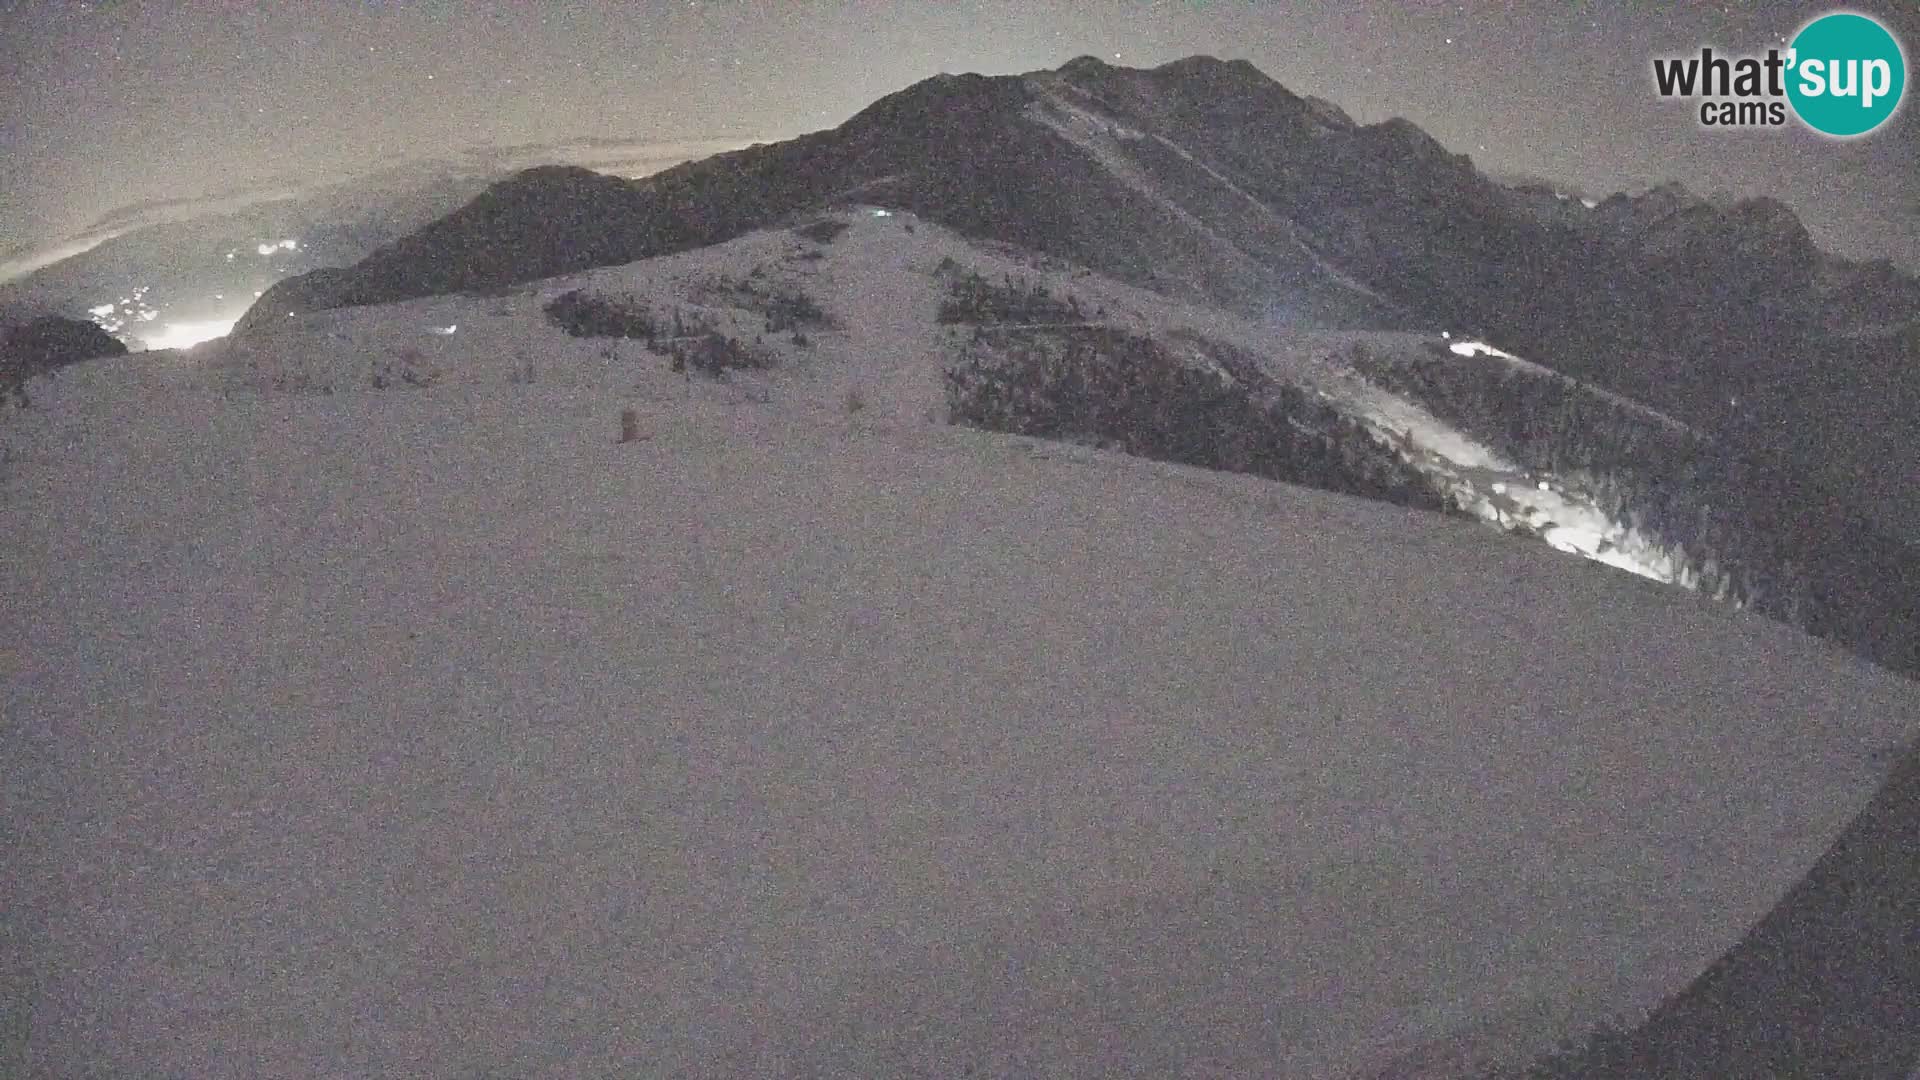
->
[[1592, 180, 1701, 224], [477, 164, 640, 206], [1366, 116, 1458, 164], [1728, 195, 1803, 230], [1057, 55, 1112, 78], [1147, 54, 1285, 97], [236, 50, 1911, 402], [1724, 196, 1815, 258], [506, 164, 605, 183], [1301, 95, 1356, 129], [1151, 55, 1264, 79], [1638, 180, 1699, 215]]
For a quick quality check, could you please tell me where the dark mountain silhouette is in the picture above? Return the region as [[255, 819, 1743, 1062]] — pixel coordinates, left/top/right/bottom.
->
[[239, 57, 1436, 334], [242, 56, 1913, 390], [238, 54, 1920, 530], [3, 315, 127, 369], [2, 315, 128, 401]]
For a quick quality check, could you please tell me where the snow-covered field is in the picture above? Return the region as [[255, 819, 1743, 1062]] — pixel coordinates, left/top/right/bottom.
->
[[6, 213, 1919, 1077]]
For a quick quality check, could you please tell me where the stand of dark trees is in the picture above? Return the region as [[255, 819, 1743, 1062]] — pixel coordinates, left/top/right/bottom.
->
[[937, 267, 1086, 326], [542, 289, 773, 378], [945, 326, 1456, 514]]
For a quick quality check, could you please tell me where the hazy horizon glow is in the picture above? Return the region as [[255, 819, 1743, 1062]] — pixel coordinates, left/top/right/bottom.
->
[[2, 2, 1916, 270], [141, 317, 241, 352]]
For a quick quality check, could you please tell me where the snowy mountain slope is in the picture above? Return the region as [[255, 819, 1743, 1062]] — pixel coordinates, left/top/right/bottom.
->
[[226, 55, 1920, 573], [7, 211, 1920, 1077], [187, 201, 1920, 711], [214, 211, 1700, 589], [95, 209, 1920, 708], [8, 337, 1920, 1078], [222, 209, 1306, 407]]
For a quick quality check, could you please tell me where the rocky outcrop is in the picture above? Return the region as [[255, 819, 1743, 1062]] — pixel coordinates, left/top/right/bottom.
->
[[2, 315, 127, 374]]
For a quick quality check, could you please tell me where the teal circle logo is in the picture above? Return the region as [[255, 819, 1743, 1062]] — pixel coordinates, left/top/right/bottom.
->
[[1786, 12, 1906, 136]]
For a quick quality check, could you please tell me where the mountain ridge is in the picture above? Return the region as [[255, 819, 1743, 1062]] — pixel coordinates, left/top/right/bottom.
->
[[238, 56, 1915, 380], [233, 53, 1920, 541]]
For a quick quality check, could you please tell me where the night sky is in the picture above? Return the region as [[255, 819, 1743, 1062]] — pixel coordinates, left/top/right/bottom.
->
[[4, 0, 1917, 270]]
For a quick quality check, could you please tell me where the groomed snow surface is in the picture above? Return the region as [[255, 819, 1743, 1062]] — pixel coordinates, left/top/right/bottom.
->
[[6, 213, 1920, 1077]]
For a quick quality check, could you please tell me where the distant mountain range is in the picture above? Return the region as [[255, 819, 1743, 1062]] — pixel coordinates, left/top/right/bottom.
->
[[0, 138, 762, 351], [239, 54, 1920, 536], [0, 162, 504, 349]]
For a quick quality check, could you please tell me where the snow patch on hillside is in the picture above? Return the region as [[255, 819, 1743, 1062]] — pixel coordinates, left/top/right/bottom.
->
[[1316, 335, 1706, 587]]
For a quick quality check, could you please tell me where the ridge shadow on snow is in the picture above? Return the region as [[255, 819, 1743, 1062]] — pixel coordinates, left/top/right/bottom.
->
[[1458, 739, 1920, 1079], [1615, 738, 1920, 1076]]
